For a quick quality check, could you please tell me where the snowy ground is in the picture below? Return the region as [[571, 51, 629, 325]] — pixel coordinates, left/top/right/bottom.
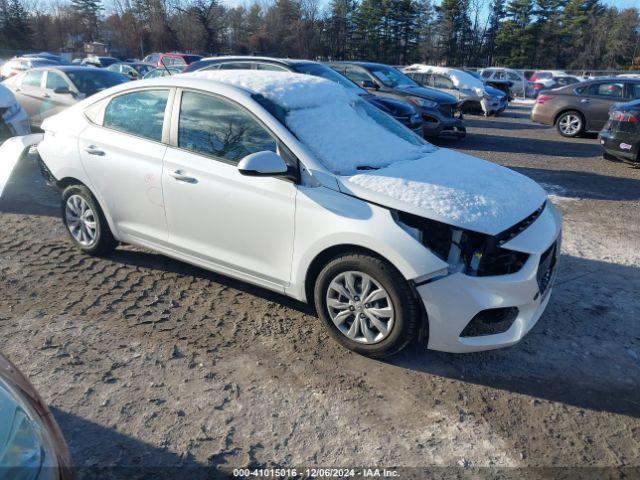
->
[[0, 105, 638, 479]]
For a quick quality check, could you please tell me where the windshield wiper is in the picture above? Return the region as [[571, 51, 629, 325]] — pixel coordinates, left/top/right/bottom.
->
[[356, 165, 380, 171]]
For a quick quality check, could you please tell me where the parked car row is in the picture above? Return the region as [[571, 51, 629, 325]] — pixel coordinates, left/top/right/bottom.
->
[[530, 76, 640, 163]]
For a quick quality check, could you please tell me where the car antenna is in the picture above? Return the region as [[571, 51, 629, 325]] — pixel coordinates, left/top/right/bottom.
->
[[160, 58, 173, 76]]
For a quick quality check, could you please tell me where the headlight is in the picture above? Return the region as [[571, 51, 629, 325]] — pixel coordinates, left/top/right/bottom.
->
[[0, 377, 59, 480], [394, 210, 530, 277], [408, 96, 438, 109]]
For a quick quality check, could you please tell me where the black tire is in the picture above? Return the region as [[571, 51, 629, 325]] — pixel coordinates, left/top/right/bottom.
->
[[556, 110, 585, 138], [61, 184, 117, 256], [314, 253, 420, 358]]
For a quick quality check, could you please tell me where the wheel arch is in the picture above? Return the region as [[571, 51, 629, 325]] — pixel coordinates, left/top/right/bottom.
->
[[303, 244, 392, 305], [303, 243, 430, 344], [57, 177, 119, 240], [553, 107, 585, 126]]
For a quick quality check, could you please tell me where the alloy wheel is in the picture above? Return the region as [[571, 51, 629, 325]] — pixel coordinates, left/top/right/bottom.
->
[[325, 271, 395, 344], [65, 194, 97, 247], [558, 114, 582, 136]]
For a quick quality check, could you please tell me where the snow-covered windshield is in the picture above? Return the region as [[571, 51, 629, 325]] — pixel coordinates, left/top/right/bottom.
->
[[369, 66, 418, 88], [188, 70, 436, 176]]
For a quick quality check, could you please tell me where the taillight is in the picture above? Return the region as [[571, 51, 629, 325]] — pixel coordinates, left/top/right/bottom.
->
[[534, 83, 544, 90], [536, 95, 555, 104], [611, 110, 638, 123]]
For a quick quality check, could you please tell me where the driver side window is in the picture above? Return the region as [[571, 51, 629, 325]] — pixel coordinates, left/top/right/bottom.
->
[[177, 91, 277, 164]]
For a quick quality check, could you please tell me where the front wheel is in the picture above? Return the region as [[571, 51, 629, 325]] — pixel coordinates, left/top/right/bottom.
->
[[61, 185, 117, 256], [314, 253, 420, 358], [556, 111, 584, 137]]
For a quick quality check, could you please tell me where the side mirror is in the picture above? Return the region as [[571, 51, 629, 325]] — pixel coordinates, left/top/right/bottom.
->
[[237, 151, 288, 177], [360, 80, 378, 90], [53, 86, 70, 94]]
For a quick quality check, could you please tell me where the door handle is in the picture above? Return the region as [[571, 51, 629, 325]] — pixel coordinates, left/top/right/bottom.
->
[[84, 146, 105, 156], [42, 93, 50, 98], [169, 170, 198, 184], [580, 98, 590, 103]]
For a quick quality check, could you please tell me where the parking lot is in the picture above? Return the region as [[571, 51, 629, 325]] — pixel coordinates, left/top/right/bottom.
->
[[0, 104, 638, 477]]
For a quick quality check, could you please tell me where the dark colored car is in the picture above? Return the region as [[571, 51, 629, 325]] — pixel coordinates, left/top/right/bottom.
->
[[143, 53, 202, 70], [3, 66, 130, 127], [599, 99, 640, 164], [328, 61, 465, 138], [185, 56, 424, 135], [0, 353, 75, 479], [531, 77, 640, 137]]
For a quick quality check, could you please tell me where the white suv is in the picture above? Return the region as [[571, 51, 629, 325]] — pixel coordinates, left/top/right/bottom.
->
[[34, 70, 561, 357]]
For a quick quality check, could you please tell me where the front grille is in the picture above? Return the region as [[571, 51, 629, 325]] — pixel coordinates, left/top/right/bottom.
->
[[496, 202, 546, 244], [537, 241, 558, 296]]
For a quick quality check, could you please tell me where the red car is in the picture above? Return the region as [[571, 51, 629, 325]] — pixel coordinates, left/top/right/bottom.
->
[[142, 53, 202, 70], [0, 353, 76, 479]]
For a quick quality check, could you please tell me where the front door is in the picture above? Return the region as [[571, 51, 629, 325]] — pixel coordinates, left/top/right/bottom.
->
[[162, 90, 297, 290], [78, 88, 172, 243]]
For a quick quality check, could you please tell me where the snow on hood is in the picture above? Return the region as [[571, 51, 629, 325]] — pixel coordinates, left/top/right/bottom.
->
[[0, 84, 17, 109], [342, 149, 547, 235], [404, 65, 486, 97], [188, 70, 438, 175]]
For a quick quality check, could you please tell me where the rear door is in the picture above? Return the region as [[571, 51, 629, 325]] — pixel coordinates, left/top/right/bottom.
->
[[580, 81, 625, 131], [78, 88, 172, 243]]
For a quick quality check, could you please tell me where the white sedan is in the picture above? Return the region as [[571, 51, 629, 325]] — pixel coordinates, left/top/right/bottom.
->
[[25, 70, 561, 357]]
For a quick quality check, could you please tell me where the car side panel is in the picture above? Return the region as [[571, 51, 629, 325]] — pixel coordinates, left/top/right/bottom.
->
[[287, 185, 448, 302]]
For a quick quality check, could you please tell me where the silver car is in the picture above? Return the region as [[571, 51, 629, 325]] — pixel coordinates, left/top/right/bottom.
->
[[2, 66, 128, 128]]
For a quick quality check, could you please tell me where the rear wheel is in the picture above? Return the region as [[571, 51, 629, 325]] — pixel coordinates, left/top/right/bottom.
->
[[314, 253, 420, 358], [556, 110, 584, 137], [61, 185, 117, 256]]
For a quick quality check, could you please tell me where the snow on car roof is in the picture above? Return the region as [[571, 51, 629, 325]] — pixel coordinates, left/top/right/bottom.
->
[[188, 70, 351, 109], [404, 64, 486, 96], [188, 70, 436, 175]]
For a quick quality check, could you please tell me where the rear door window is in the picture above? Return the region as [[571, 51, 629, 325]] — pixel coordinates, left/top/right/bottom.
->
[[218, 62, 254, 70], [103, 89, 170, 142], [585, 82, 624, 98]]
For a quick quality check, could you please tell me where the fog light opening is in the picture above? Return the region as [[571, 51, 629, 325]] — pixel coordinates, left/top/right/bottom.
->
[[460, 307, 519, 337]]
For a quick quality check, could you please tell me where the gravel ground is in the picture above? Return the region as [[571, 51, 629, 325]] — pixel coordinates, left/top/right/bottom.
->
[[0, 105, 639, 479]]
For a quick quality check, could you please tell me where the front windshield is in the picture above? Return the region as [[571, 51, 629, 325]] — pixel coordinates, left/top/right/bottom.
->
[[292, 63, 364, 94], [369, 66, 418, 88], [67, 70, 128, 96], [255, 92, 434, 176]]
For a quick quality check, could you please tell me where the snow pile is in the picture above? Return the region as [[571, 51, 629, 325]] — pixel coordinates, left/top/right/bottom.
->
[[347, 149, 547, 233], [404, 65, 486, 97], [189, 70, 436, 175]]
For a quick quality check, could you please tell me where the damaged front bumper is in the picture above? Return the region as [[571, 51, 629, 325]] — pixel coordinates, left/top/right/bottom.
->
[[416, 202, 562, 353]]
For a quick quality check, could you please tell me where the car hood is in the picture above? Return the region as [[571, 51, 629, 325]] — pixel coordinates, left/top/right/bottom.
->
[[337, 148, 547, 236], [0, 84, 17, 109], [363, 94, 417, 117], [395, 84, 458, 104]]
